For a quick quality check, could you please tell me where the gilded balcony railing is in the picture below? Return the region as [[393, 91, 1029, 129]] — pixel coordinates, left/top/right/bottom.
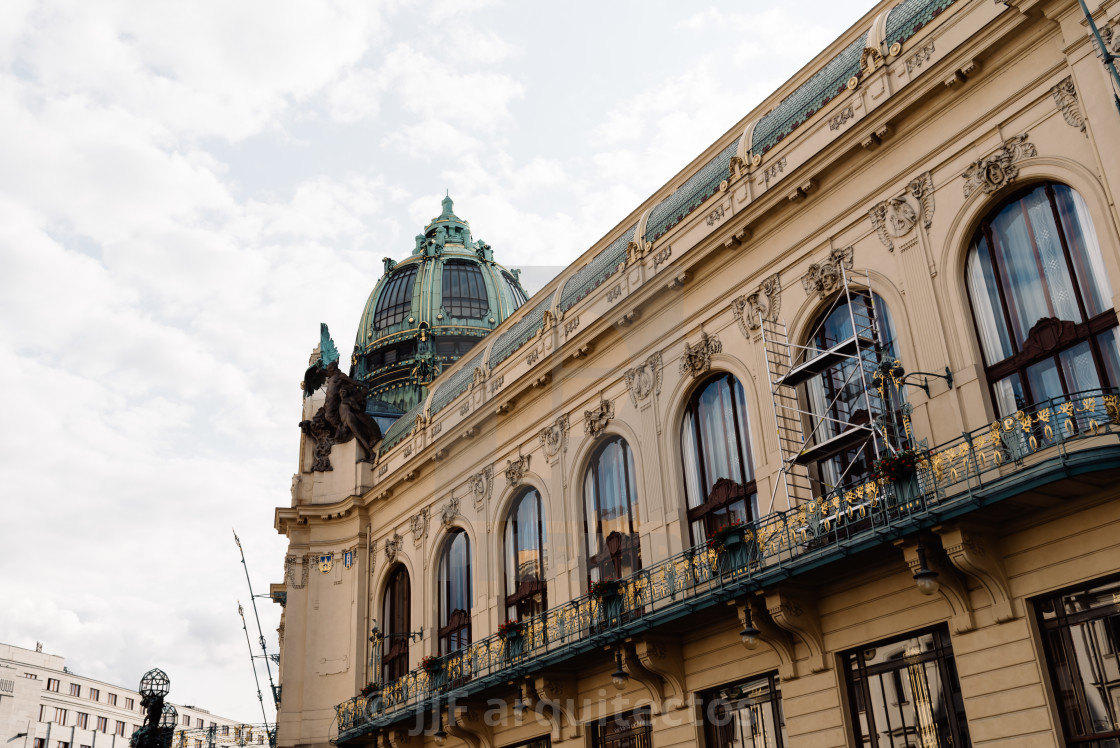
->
[[336, 388, 1120, 741]]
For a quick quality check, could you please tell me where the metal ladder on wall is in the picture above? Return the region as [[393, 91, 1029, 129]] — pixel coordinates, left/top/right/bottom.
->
[[760, 266, 895, 514]]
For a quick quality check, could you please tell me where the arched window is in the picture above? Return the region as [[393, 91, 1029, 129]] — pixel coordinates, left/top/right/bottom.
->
[[803, 292, 901, 491], [584, 436, 641, 584], [442, 260, 488, 318], [966, 182, 1118, 413], [381, 565, 410, 682], [374, 265, 418, 328], [681, 373, 756, 543], [503, 271, 528, 309], [504, 488, 547, 621], [437, 529, 472, 654]]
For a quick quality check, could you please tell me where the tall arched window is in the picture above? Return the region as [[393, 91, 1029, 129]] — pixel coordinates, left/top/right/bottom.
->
[[584, 436, 641, 584], [504, 488, 547, 621], [374, 265, 418, 328], [681, 373, 757, 543], [437, 529, 471, 654], [381, 565, 410, 682], [966, 182, 1118, 414], [803, 292, 900, 491]]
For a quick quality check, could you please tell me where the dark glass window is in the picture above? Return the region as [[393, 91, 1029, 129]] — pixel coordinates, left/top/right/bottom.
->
[[802, 292, 901, 491], [435, 336, 478, 358], [966, 182, 1118, 414], [844, 626, 971, 747], [504, 271, 528, 309], [1037, 575, 1120, 745], [681, 373, 756, 544], [381, 565, 410, 683], [590, 708, 651, 748], [438, 529, 472, 654], [374, 266, 418, 329], [505, 488, 547, 621], [584, 436, 641, 584], [703, 672, 787, 748], [443, 261, 488, 318]]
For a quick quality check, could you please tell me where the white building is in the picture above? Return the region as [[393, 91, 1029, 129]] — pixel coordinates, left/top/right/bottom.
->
[[0, 643, 260, 748]]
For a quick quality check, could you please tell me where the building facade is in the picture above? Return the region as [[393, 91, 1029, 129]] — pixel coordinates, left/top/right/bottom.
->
[[0, 644, 259, 748], [273, 0, 1120, 745]]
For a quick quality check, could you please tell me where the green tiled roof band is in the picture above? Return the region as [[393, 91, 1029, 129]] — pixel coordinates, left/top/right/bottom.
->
[[885, 0, 955, 47], [644, 140, 739, 243], [752, 33, 868, 156], [487, 296, 553, 368], [431, 350, 487, 415], [558, 223, 637, 312], [380, 400, 426, 453]]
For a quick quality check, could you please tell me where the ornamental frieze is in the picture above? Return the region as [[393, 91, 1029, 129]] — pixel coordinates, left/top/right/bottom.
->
[[961, 134, 1036, 198], [802, 246, 854, 299], [732, 273, 781, 335], [625, 352, 663, 408]]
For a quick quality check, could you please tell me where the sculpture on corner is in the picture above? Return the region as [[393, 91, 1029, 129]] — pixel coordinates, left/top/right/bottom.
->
[[301, 323, 382, 471]]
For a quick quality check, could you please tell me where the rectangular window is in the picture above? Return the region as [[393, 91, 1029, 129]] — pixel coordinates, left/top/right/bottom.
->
[[590, 708, 651, 748], [702, 672, 786, 748], [97, 717, 107, 733], [843, 626, 970, 747], [26, 673, 38, 679], [39, 706, 47, 722], [115, 721, 125, 737], [125, 698, 134, 710], [106, 694, 117, 707], [81, 744, 92, 748], [89, 688, 99, 702], [76, 713, 89, 729], [182, 716, 190, 726], [58, 742, 69, 748], [70, 684, 81, 697], [195, 718, 203, 729], [47, 678, 60, 692], [222, 726, 229, 736], [55, 708, 67, 725], [1037, 574, 1120, 744], [34, 740, 44, 748]]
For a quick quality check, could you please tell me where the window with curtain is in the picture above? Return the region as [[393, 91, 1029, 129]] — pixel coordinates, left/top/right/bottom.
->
[[966, 182, 1118, 415], [505, 488, 548, 621], [584, 436, 641, 584], [381, 565, 410, 683], [438, 529, 472, 654], [681, 373, 757, 544], [803, 292, 901, 492]]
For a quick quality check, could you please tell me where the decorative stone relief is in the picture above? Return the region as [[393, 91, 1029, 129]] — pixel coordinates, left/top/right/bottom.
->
[[732, 273, 781, 335], [300, 414, 335, 473], [705, 205, 725, 226], [624, 352, 663, 408], [905, 40, 935, 73], [538, 415, 570, 460], [1051, 76, 1086, 134], [1099, 23, 1120, 56], [802, 246, 855, 299], [679, 331, 723, 378], [653, 246, 672, 268], [564, 316, 580, 336], [763, 158, 787, 186], [607, 285, 622, 303], [440, 496, 460, 528], [384, 532, 403, 561], [828, 106, 853, 131], [961, 134, 1036, 198], [868, 197, 918, 252], [410, 508, 429, 547], [909, 171, 935, 230], [468, 465, 493, 511], [584, 396, 615, 437], [505, 454, 531, 486]]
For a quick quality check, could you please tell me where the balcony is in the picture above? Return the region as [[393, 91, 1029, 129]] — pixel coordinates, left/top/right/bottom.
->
[[336, 387, 1120, 743]]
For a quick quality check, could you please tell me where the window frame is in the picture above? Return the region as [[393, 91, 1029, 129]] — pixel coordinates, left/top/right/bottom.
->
[[589, 708, 651, 748], [437, 528, 472, 655], [441, 260, 489, 319], [381, 564, 412, 683], [701, 672, 787, 748], [584, 435, 642, 585], [504, 487, 548, 621], [373, 265, 418, 329]]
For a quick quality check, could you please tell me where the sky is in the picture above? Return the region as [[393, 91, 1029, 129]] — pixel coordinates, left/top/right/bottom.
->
[[0, 0, 872, 725]]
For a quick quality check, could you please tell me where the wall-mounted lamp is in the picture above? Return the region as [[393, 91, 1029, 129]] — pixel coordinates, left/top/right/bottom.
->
[[433, 708, 447, 747], [873, 358, 953, 398], [739, 607, 761, 650], [913, 545, 940, 596], [610, 649, 628, 691]]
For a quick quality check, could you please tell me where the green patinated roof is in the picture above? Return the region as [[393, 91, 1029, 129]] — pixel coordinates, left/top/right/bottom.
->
[[431, 349, 487, 415], [488, 295, 553, 368], [379, 399, 426, 453], [558, 223, 637, 312], [886, 0, 955, 47], [643, 141, 739, 243]]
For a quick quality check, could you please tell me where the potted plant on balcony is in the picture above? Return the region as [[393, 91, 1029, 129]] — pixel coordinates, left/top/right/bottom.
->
[[589, 578, 621, 603], [706, 521, 746, 553], [420, 655, 442, 676], [497, 619, 522, 641], [359, 681, 381, 697], [873, 448, 925, 504]]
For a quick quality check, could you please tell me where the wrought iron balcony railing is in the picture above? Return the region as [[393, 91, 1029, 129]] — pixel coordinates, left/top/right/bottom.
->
[[336, 388, 1120, 741]]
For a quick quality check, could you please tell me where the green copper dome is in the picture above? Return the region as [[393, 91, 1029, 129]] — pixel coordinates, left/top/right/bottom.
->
[[352, 196, 529, 415]]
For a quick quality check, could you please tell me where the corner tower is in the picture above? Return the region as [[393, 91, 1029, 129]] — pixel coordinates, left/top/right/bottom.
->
[[352, 196, 529, 420]]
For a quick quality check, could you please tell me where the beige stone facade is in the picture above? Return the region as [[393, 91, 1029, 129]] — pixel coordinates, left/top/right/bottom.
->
[[273, 0, 1120, 745]]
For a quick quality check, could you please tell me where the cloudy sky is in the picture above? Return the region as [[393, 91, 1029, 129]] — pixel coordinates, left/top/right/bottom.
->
[[0, 0, 871, 724]]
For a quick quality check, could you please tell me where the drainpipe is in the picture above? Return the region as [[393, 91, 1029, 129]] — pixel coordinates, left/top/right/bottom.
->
[[1078, 0, 1120, 115]]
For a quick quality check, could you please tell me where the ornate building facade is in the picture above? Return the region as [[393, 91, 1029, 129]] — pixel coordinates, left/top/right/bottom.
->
[[273, 0, 1120, 745]]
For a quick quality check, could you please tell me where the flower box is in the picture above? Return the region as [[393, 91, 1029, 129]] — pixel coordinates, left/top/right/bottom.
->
[[420, 655, 442, 675], [497, 620, 522, 640], [589, 579, 621, 601]]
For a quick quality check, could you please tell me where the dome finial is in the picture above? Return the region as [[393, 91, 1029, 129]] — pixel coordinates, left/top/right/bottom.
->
[[441, 192, 453, 217]]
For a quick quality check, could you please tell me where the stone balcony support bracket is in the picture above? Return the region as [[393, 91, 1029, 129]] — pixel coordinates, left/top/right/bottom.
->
[[533, 674, 581, 741], [764, 586, 829, 675], [447, 705, 494, 748], [934, 523, 1017, 624], [895, 537, 976, 634], [737, 599, 799, 681]]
